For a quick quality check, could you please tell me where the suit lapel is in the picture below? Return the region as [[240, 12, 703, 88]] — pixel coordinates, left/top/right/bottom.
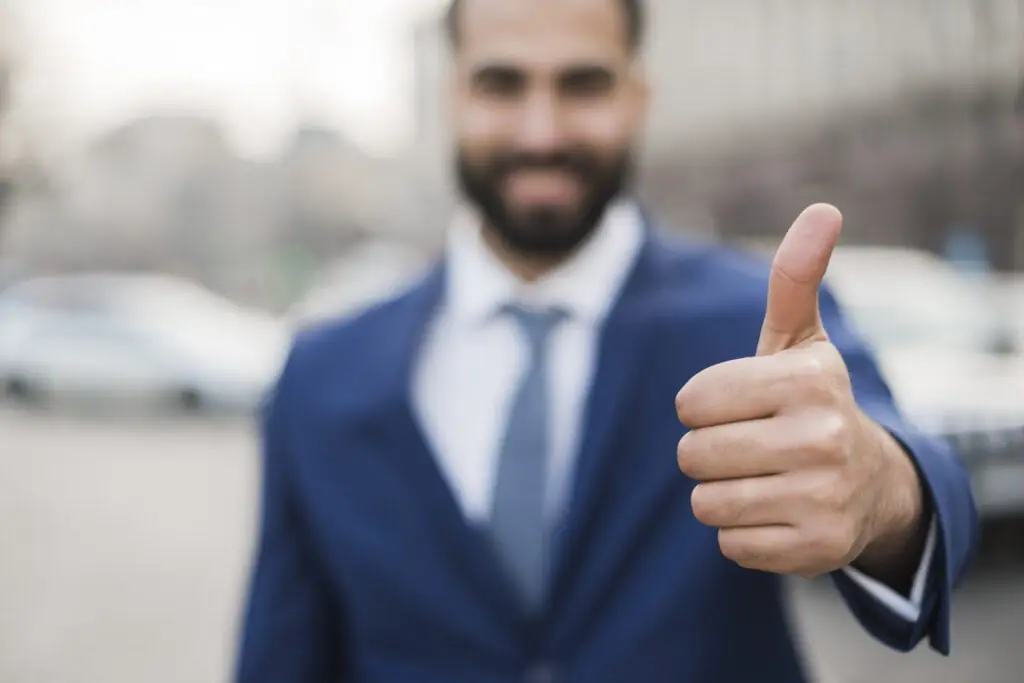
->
[[373, 264, 528, 629], [372, 224, 696, 638], [547, 234, 666, 606]]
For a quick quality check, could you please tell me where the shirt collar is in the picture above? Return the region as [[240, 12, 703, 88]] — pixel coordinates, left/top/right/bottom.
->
[[443, 198, 645, 326]]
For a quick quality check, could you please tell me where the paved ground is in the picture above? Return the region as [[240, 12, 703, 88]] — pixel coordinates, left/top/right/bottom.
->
[[1, 405, 1022, 683]]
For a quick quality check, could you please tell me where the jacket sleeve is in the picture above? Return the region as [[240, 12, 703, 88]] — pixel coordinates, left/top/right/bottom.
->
[[234, 350, 345, 682], [819, 286, 980, 655]]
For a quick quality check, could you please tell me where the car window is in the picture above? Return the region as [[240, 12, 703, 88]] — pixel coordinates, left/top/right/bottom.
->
[[840, 300, 989, 352], [2, 275, 282, 369], [3, 279, 119, 316], [826, 265, 999, 353]]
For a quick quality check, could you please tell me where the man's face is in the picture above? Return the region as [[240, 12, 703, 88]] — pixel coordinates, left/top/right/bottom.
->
[[452, 0, 648, 258]]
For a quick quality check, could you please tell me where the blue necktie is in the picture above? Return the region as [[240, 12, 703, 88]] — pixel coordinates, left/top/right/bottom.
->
[[489, 304, 567, 611]]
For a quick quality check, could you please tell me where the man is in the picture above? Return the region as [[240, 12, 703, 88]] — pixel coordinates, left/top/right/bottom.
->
[[235, 0, 978, 680]]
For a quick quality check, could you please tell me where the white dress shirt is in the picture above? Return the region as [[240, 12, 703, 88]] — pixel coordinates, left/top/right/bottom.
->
[[412, 199, 936, 623]]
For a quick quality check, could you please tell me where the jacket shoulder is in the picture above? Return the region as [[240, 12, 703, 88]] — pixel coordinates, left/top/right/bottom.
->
[[291, 292, 414, 367], [270, 271, 438, 415], [646, 232, 775, 320]]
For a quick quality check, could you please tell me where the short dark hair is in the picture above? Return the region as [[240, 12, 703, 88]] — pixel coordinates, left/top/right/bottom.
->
[[445, 0, 645, 53]]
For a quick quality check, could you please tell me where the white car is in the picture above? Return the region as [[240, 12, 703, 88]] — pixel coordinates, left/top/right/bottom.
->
[[0, 272, 290, 414], [993, 272, 1024, 350], [825, 247, 1024, 518]]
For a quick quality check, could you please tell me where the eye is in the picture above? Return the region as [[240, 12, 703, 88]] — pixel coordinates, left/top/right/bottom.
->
[[559, 67, 615, 98], [471, 66, 526, 98]]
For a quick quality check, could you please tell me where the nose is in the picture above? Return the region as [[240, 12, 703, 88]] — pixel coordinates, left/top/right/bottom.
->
[[514, 91, 567, 154]]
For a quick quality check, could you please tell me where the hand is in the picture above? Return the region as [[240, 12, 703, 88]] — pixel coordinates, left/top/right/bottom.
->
[[675, 204, 926, 581]]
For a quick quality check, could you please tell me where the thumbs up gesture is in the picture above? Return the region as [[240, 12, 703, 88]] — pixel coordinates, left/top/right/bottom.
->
[[675, 204, 927, 581]]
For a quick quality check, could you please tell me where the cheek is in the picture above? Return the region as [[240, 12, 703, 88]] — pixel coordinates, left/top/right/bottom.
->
[[563, 104, 636, 154], [457, 102, 516, 151]]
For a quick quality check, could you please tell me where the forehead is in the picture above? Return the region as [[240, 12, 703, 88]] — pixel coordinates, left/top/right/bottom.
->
[[456, 0, 630, 67]]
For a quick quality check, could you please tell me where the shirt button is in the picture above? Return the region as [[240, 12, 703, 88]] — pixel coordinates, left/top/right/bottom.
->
[[524, 661, 559, 683]]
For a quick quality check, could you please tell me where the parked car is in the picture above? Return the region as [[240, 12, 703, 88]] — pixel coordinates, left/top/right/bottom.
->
[[0, 272, 290, 414], [993, 272, 1024, 350], [825, 247, 1024, 519]]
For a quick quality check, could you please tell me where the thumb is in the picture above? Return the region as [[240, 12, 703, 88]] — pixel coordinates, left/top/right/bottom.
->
[[757, 203, 843, 356]]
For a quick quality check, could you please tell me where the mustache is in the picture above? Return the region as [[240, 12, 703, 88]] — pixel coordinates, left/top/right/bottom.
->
[[486, 150, 599, 177]]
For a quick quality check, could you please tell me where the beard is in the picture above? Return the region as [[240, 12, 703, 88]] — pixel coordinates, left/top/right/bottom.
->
[[455, 145, 633, 259]]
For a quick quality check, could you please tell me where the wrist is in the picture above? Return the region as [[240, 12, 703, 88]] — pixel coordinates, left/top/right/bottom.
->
[[854, 421, 929, 585]]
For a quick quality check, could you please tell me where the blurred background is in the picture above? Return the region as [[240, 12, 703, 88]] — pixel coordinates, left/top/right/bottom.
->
[[0, 1, 1022, 682]]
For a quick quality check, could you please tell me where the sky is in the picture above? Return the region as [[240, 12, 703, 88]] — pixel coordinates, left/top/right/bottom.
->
[[13, 0, 447, 158]]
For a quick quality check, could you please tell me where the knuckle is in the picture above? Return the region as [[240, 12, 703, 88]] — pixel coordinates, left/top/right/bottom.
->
[[790, 351, 826, 382], [802, 528, 838, 566], [809, 473, 847, 511], [676, 434, 692, 473], [787, 345, 853, 407], [813, 412, 852, 462], [690, 484, 716, 524], [705, 480, 756, 527], [770, 553, 802, 576], [718, 529, 745, 563], [676, 431, 705, 479], [794, 350, 827, 376], [728, 479, 757, 524], [674, 388, 689, 423], [786, 352, 832, 403], [720, 533, 767, 570], [805, 518, 856, 566], [675, 382, 706, 427]]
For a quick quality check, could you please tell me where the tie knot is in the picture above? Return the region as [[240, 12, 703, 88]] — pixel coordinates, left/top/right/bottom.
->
[[503, 303, 568, 354]]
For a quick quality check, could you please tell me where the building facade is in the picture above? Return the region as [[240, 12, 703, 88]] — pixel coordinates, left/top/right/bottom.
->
[[641, 0, 1023, 160], [409, 0, 1024, 267]]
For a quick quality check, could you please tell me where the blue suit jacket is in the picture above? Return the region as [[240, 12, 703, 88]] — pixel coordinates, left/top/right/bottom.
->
[[235, 231, 978, 683]]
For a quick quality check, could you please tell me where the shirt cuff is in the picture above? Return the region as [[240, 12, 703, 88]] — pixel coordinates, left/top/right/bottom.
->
[[839, 515, 938, 623]]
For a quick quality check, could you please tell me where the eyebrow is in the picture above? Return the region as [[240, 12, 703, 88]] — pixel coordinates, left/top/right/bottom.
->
[[469, 61, 618, 79], [559, 65, 615, 80], [470, 63, 522, 78]]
